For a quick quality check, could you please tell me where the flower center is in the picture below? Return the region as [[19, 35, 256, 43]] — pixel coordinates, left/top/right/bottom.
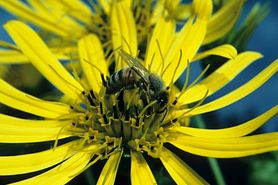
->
[[69, 83, 171, 157]]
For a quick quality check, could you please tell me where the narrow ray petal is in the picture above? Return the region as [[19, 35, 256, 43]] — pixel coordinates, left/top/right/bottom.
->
[[0, 79, 70, 118], [193, 44, 237, 61], [78, 34, 109, 93], [0, 49, 68, 64], [0, 114, 72, 143], [163, 18, 207, 85], [98, 0, 111, 15], [145, 16, 176, 74], [51, 0, 93, 24], [179, 51, 262, 104], [4, 21, 84, 99], [168, 105, 278, 139], [168, 132, 278, 158], [192, 0, 212, 21], [131, 151, 157, 185], [187, 59, 278, 115], [26, 0, 85, 29], [10, 145, 101, 185], [96, 149, 123, 185], [0, 0, 74, 37], [0, 141, 79, 175], [160, 147, 209, 185], [111, 1, 138, 70], [0, 50, 29, 64], [203, 0, 244, 44], [162, 0, 212, 85]]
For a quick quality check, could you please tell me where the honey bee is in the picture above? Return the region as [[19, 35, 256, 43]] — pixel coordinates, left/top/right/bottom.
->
[[106, 49, 169, 111]]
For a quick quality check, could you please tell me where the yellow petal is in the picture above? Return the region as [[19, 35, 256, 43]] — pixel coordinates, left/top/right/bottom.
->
[[151, 0, 165, 24], [0, 141, 78, 175], [168, 105, 278, 139], [145, 16, 176, 74], [0, 79, 70, 118], [96, 149, 123, 185], [111, 1, 137, 70], [27, 0, 85, 39], [162, 0, 212, 85], [49, 0, 93, 24], [98, 0, 111, 15], [168, 132, 278, 158], [179, 51, 262, 104], [131, 151, 157, 185], [162, 18, 207, 85], [193, 44, 238, 61], [193, 0, 212, 21], [160, 147, 209, 185], [188, 58, 278, 115], [0, 49, 68, 64], [10, 145, 99, 185], [0, 114, 71, 143], [0, 0, 74, 37], [203, 0, 244, 44], [4, 21, 84, 99], [78, 34, 109, 93], [99, 0, 131, 15], [0, 49, 29, 64]]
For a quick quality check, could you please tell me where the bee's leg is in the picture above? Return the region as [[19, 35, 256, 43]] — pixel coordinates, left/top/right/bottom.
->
[[160, 108, 168, 123], [113, 105, 119, 119], [101, 73, 107, 87], [88, 90, 96, 106], [117, 90, 125, 113]]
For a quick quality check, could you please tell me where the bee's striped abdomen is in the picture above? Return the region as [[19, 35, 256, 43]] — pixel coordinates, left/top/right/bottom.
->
[[106, 67, 138, 94]]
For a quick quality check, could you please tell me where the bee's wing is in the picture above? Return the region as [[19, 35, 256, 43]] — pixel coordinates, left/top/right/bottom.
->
[[118, 49, 150, 83]]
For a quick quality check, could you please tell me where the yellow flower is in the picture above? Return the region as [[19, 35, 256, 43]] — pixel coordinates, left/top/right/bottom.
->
[[0, 0, 244, 64], [0, 1, 277, 185]]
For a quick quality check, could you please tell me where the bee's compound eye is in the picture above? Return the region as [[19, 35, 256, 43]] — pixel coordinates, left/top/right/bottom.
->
[[137, 80, 147, 90], [157, 91, 169, 107], [159, 98, 166, 104]]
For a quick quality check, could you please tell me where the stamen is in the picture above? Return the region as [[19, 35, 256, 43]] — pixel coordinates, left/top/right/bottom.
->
[[52, 124, 69, 151], [175, 89, 209, 120], [138, 100, 157, 117], [187, 64, 210, 89]]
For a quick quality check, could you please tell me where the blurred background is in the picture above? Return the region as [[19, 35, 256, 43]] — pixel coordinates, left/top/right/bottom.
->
[[0, 0, 277, 185]]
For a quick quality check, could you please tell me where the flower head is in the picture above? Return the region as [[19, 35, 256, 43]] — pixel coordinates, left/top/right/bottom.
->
[[0, 0, 277, 184], [0, 0, 245, 64]]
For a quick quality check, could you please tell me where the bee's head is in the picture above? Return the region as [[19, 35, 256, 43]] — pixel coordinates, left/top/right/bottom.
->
[[149, 73, 164, 93], [154, 90, 169, 110]]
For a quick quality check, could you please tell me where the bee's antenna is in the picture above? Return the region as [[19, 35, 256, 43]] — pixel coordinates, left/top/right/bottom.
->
[[83, 58, 108, 87], [176, 89, 209, 117], [148, 52, 156, 71], [155, 39, 166, 76], [121, 35, 133, 55], [187, 64, 210, 89], [175, 59, 190, 100], [168, 50, 183, 96]]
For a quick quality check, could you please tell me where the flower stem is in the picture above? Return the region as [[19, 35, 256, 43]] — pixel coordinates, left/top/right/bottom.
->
[[194, 116, 226, 185]]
